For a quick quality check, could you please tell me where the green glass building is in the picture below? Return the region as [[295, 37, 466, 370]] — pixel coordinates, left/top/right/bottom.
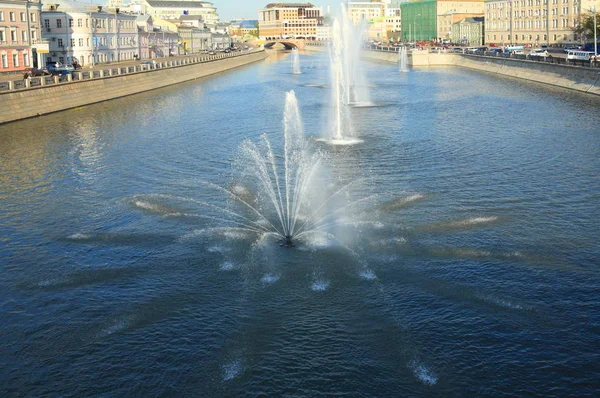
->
[[400, 0, 437, 42]]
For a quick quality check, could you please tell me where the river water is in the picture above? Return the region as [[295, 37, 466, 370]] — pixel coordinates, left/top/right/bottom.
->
[[1, 51, 599, 397]]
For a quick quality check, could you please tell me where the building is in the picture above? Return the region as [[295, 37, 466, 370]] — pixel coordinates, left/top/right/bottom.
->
[[258, 3, 323, 39], [0, 0, 44, 72], [229, 19, 258, 39], [451, 16, 484, 44], [144, 0, 219, 23], [136, 15, 178, 58], [41, 1, 138, 67], [400, 0, 484, 42], [347, 1, 386, 26], [483, 0, 597, 47]]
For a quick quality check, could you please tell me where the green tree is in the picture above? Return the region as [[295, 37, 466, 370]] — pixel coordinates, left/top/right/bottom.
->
[[573, 11, 600, 39]]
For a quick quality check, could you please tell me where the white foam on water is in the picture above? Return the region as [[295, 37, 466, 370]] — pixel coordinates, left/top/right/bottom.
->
[[403, 193, 425, 203], [222, 359, 243, 382], [261, 274, 280, 284], [318, 138, 364, 146], [348, 101, 379, 108], [223, 231, 248, 240], [134, 200, 160, 212], [37, 278, 64, 287], [231, 185, 249, 195], [219, 261, 236, 271], [311, 280, 330, 291], [453, 216, 498, 227], [99, 316, 134, 337], [359, 269, 377, 280], [208, 246, 231, 254], [409, 360, 438, 386], [68, 233, 93, 240], [302, 234, 334, 250], [477, 294, 528, 310]]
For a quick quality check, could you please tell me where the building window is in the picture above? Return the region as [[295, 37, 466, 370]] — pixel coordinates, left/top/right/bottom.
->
[[10, 12, 15, 22], [1, 53, 8, 68], [79, 38, 83, 46], [69, 19, 73, 27], [31, 30, 36, 41], [70, 38, 75, 47], [20, 12, 26, 22], [21, 30, 27, 42], [30, 13, 36, 22], [10, 29, 17, 42], [44, 19, 50, 28], [0, 30, 4, 42], [12, 52, 18, 67], [78, 19, 82, 27], [23, 52, 29, 66], [59, 56, 64, 64], [58, 38, 63, 47], [57, 19, 62, 28], [0, 12, 4, 22]]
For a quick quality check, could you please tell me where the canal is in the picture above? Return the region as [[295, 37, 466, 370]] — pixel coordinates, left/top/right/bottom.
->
[[1, 51, 599, 396]]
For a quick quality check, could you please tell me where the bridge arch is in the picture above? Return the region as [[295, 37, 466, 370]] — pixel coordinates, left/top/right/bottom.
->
[[263, 39, 305, 50]]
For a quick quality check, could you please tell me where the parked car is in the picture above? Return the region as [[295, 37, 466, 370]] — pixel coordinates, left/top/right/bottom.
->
[[564, 45, 582, 53], [529, 49, 550, 57], [22, 67, 49, 78], [46, 63, 74, 75]]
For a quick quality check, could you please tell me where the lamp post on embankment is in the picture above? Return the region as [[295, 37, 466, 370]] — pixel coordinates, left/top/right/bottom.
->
[[593, 5, 598, 59]]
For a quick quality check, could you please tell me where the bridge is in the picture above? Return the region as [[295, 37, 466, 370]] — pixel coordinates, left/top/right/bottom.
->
[[263, 39, 306, 50]]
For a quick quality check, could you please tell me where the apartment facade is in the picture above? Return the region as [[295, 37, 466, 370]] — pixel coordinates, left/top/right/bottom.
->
[[145, 0, 219, 23], [0, 0, 43, 72], [401, 0, 484, 41], [347, 1, 386, 26], [484, 0, 597, 46], [41, 1, 138, 67], [258, 3, 323, 39], [136, 15, 178, 59]]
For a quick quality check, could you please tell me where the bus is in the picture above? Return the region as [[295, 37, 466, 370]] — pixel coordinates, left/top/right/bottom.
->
[[566, 51, 595, 62]]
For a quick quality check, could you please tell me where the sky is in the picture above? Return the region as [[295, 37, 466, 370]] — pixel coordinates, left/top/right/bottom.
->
[[215, 1, 340, 22]]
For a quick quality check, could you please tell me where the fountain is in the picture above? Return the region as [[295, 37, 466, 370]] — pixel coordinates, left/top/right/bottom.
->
[[291, 48, 301, 75], [398, 46, 409, 73], [192, 90, 366, 248], [323, 3, 370, 145]]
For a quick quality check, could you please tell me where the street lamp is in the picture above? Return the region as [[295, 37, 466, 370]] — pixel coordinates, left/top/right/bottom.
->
[[593, 5, 598, 58]]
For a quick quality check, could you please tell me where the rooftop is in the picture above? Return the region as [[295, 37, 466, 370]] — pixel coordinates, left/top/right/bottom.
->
[[265, 3, 315, 8]]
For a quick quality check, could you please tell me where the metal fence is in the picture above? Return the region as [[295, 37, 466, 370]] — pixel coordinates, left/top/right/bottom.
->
[[0, 49, 261, 93]]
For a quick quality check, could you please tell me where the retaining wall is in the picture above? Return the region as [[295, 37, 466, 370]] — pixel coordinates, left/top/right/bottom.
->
[[364, 50, 600, 96], [0, 50, 268, 125]]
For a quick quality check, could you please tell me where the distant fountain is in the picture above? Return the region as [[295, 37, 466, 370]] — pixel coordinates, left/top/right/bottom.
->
[[398, 46, 409, 73], [291, 48, 301, 75], [324, 3, 369, 144]]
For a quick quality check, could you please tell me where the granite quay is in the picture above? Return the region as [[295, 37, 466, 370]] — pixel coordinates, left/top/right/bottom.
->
[[0, 48, 267, 124]]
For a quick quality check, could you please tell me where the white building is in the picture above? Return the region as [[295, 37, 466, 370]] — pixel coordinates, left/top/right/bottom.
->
[[41, 0, 138, 67], [143, 0, 219, 23]]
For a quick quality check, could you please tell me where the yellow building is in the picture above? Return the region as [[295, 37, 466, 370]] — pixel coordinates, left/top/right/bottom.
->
[[347, 1, 386, 26], [257, 2, 323, 39], [484, 0, 598, 46]]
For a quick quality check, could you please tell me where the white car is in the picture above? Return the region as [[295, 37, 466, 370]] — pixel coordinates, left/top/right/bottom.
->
[[529, 49, 549, 57]]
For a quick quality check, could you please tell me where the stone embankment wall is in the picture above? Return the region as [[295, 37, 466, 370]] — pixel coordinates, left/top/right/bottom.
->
[[0, 50, 268, 125], [364, 50, 600, 96]]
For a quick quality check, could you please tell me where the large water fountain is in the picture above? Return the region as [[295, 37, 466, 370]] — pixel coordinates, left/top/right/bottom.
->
[[193, 90, 366, 248]]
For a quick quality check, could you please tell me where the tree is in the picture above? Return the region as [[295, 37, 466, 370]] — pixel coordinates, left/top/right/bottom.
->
[[573, 11, 600, 39], [248, 22, 260, 38]]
